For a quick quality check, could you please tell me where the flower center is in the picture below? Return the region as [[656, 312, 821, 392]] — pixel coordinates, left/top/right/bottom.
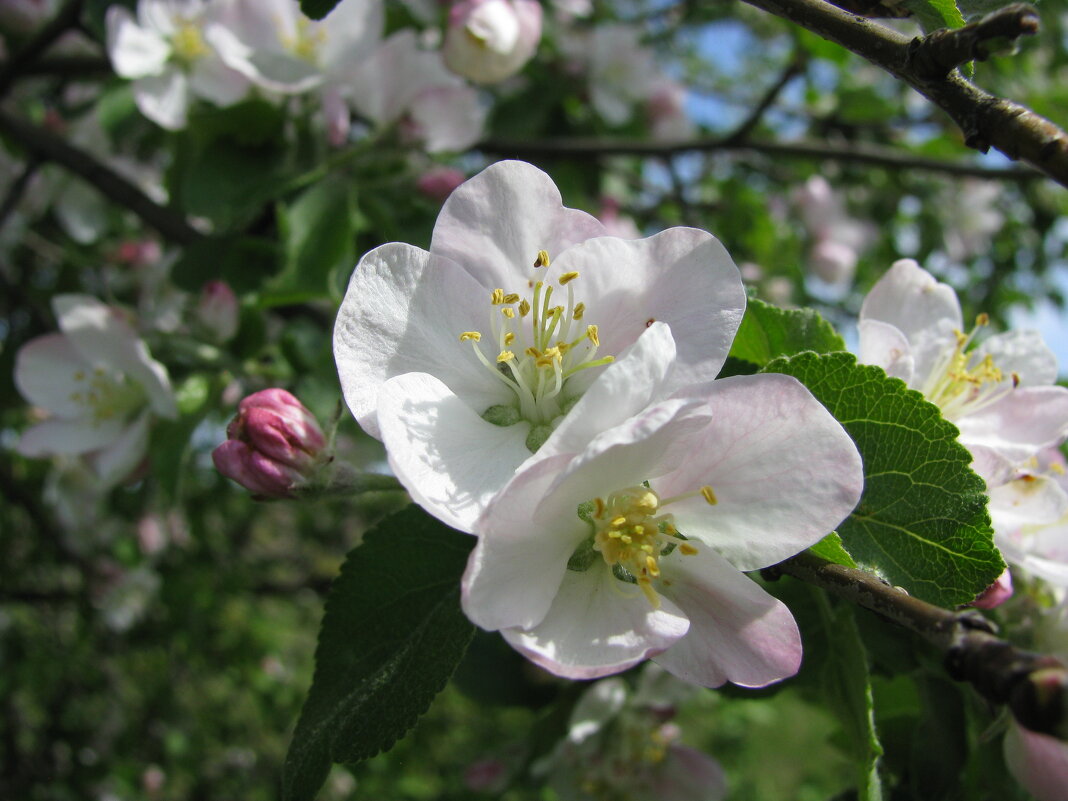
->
[[578, 484, 714, 608], [460, 251, 615, 448], [920, 314, 1019, 421], [69, 367, 146, 425], [285, 18, 327, 63], [171, 23, 209, 64]]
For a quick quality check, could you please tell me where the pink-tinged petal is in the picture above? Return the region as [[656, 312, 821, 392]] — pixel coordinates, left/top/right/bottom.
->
[[655, 546, 801, 687], [971, 568, 1013, 609], [972, 329, 1059, 387], [91, 411, 150, 485], [857, 318, 914, 383], [17, 416, 125, 457], [653, 373, 863, 571], [52, 295, 176, 419], [333, 243, 511, 438], [14, 333, 91, 417], [348, 30, 454, 125], [408, 84, 487, 154], [548, 228, 745, 393], [106, 5, 170, 79], [990, 473, 1068, 531], [500, 564, 689, 680], [443, 0, 542, 84], [658, 745, 728, 801], [967, 443, 1016, 487], [132, 69, 190, 130], [380, 372, 532, 532], [1004, 721, 1068, 801], [536, 322, 677, 461], [187, 54, 250, 106], [463, 452, 582, 630], [430, 160, 608, 293], [212, 439, 302, 498], [956, 386, 1068, 465]]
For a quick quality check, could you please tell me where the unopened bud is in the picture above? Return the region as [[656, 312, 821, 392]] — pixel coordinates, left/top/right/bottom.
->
[[417, 166, 467, 202], [972, 568, 1014, 610], [443, 0, 542, 84], [196, 280, 239, 343]]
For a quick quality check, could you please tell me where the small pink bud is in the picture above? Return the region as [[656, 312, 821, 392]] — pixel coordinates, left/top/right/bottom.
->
[[972, 568, 1014, 609], [444, 0, 542, 84], [197, 280, 239, 343], [808, 238, 857, 285], [417, 167, 467, 202], [464, 758, 509, 793], [213, 390, 327, 498]]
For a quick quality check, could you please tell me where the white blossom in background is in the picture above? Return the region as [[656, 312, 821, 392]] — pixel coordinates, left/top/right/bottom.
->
[[14, 295, 178, 486], [106, 0, 251, 130], [858, 259, 1068, 484], [443, 0, 542, 84], [940, 179, 1004, 262], [647, 79, 695, 142], [345, 29, 485, 153], [334, 159, 747, 532], [534, 665, 727, 800], [792, 175, 875, 285], [557, 23, 659, 125], [461, 375, 863, 685]]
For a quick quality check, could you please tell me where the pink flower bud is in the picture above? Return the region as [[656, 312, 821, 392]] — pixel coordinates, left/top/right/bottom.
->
[[197, 280, 239, 343], [212, 390, 327, 498], [972, 568, 1014, 609], [443, 0, 542, 84], [1004, 720, 1068, 801], [417, 167, 467, 202]]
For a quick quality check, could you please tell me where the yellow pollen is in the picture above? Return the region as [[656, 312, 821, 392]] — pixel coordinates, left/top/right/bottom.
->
[[497, 350, 515, 363], [491, 288, 505, 305], [501, 307, 516, 319], [701, 486, 718, 505], [503, 293, 520, 304], [573, 302, 585, 320], [646, 555, 660, 576], [679, 543, 699, 555], [594, 497, 605, 517], [460, 331, 482, 342], [1052, 462, 1066, 475], [559, 271, 579, 285], [611, 516, 627, 527], [504, 332, 515, 345], [587, 325, 599, 347], [518, 299, 531, 317], [534, 250, 551, 267], [621, 534, 632, 544], [976, 312, 990, 326], [525, 347, 540, 358]]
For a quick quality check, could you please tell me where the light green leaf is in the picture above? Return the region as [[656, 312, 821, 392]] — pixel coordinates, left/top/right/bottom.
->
[[903, 0, 966, 32], [763, 352, 1003, 607], [808, 533, 858, 568], [729, 298, 845, 367], [281, 506, 475, 801]]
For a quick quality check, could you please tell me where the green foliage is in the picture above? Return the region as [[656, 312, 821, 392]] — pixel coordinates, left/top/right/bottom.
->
[[282, 506, 476, 801], [808, 533, 858, 568], [902, 0, 967, 32], [763, 352, 1003, 607], [729, 297, 846, 366], [299, 0, 342, 21]]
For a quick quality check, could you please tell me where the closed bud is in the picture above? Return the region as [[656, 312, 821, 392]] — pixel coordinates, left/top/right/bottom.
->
[[417, 166, 467, 202], [196, 280, 239, 343], [443, 0, 542, 84]]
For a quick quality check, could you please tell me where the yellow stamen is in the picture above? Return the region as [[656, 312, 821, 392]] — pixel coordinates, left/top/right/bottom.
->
[[460, 331, 482, 342], [491, 288, 505, 305], [501, 307, 515, 319], [518, 299, 531, 317], [503, 293, 520, 304], [534, 250, 551, 267], [587, 325, 599, 347], [679, 543, 699, 556], [559, 271, 579, 285], [497, 351, 515, 363], [701, 486, 718, 505]]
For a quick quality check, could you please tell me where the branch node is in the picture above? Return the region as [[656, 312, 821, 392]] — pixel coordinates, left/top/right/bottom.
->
[[905, 3, 1040, 80]]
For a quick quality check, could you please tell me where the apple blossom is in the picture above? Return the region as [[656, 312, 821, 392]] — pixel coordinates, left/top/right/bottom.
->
[[443, 0, 542, 85], [462, 375, 864, 685], [212, 389, 327, 499], [15, 295, 178, 486], [581, 24, 659, 125], [647, 79, 695, 142], [858, 259, 1068, 478], [1004, 719, 1068, 801], [416, 166, 467, 202], [195, 280, 239, 343], [333, 159, 746, 532], [106, 0, 251, 130], [792, 176, 874, 286]]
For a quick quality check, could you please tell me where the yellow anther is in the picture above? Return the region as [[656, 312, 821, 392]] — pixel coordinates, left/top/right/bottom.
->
[[1052, 462, 1066, 475], [497, 350, 515, 363], [503, 293, 520, 304], [608, 530, 622, 539], [501, 307, 516, 319], [518, 299, 531, 317], [646, 555, 660, 576], [491, 288, 505, 305], [640, 543, 653, 553], [559, 271, 579, 285], [976, 312, 990, 327], [700, 485, 718, 505], [620, 534, 632, 544], [534, 250, 551, 267], [573, 302, 585, 320], [634, 525, 645, 535], [504, 332, 515, 345], [587, 325, 599, 347], [593, 497, 605, 517], [459, 331, 482, 342], [611, 516, 627, 527], [679, 543, 698, 556]]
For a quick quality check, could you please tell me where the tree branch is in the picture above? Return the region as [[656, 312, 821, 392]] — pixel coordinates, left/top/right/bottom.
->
[[906, 3, 1040, 79], [480, 134, 1039, 180], [769, 551, 1068, 740], [0, 108, 205, 245], [720, 54, 806, 145], [738, 0, 1068, 188]]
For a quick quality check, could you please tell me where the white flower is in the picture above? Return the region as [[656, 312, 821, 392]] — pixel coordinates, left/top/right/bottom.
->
[[461, 375, 864, 684], [15, 295, 177, 486], [106, 0, 250, 130], [443, 0, 542, 85], [333, 160, 747, 532], [792, 176, 874, 286], [558, 23, 659, 126], [858, 259, 1068, 480]]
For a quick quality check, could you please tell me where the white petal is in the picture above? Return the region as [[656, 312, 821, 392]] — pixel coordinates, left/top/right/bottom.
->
[[333, 243, 511, 438], [379, 372, 532, 532], [14, 333, 91, 417], [90, 412, 150, 485], [956, 386, 1068, 465], [463, 452, 583, 630], [408, 85, 486, 154], [132, 69, 190, 130], [17, 416, 126, 457], [859, 259, 962, 346], [857, 318, 914, 383], [501, 564, 689, 680], [653, 373, 864, 571], [990, 474, 1068, 531], [1003, 721, 1068, 801], [317, 0, 384, 76], [188, 54, 250, 106], [548, 228, 745, 393], [566, 679, 627, 743], [972, 329, 1059, 387], [106, 5, 170, 79], [348, 30, 451, 124], [655, 547, 803, 687], [430, 160, 608, 293]]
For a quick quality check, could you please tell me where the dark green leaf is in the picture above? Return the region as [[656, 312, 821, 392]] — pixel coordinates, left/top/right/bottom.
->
[[729, 298, 845, 367], [300, 0, 341, 21], [282, 506, 476, 801], [762, 352, 1003, 607], [170, 236, 281, 295]]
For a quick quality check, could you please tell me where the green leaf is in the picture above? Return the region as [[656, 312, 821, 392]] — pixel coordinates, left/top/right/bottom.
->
[[282, 506, 476, 801], [808, 533, 858, 568], [729, 298, 845, 367], [170, 236, 281, 295], [299, 0, 341, 21], [902, 0, 966, 32], [762, 352, 1003, 607]]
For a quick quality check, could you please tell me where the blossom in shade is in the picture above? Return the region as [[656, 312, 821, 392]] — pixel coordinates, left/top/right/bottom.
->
[[196, 280, 239, 343], [858, 259, 1068, 482], [461, 375, 864, 685], [15, 295, 177, 486], [105, 0, 250, 129], [647, 79, 695, 142], [212, 389, 327, 498], [443, 0, 542, 84], [792, 176, 874, 286], [333, 159, 747, 532], [1004, 721, 1068, 801], [416, 166, 467, 202]]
